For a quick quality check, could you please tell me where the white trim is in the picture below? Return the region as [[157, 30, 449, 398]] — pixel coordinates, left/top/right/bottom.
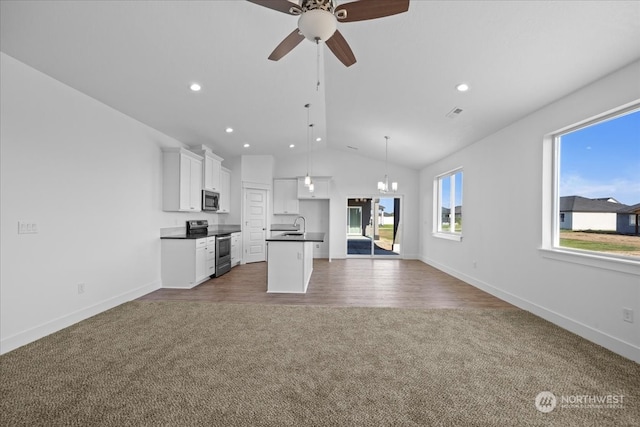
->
[[539, 248, 640, 276], [432, 232, 463, 242], [242, 181, 270, 191], [0, 280, 160, 355], [421, 257, 640, 363], [434, 166, 464, 180]]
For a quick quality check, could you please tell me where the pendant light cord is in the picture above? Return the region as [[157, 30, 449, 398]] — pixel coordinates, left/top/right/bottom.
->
[[306, 104, 311, 175], [316, 39, 321, 91]]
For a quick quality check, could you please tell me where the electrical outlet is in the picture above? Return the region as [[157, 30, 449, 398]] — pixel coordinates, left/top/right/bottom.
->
[[77, 283, 85, 294], [18, 221, 39, 234], [623, 308, 634, 323], [473, 260, 477, 268], [316, 244, 320, 248]]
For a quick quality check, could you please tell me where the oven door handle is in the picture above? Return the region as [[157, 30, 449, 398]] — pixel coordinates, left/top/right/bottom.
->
[[216, 235, 231, 241]]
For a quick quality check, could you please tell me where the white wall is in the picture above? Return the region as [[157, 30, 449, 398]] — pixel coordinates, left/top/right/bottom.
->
[[273, 148, 420, 259], [572, 212, 617, 231], [419, 60, 640, 362], [0, 53, 224, 354]]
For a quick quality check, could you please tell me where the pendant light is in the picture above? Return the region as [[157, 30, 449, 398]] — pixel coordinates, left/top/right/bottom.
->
[[304, 103, 312, 188], [308, 123, 315, 193], [378, 136, 398, 193]]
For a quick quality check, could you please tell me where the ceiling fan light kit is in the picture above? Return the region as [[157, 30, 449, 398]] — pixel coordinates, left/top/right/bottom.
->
[[298, 9, 337, 41], [247, 0, 410, 67]]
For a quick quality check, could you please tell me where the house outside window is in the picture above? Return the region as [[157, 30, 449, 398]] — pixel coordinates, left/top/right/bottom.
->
[[434, 168, 463, 240], [552, 105, 639, 260]]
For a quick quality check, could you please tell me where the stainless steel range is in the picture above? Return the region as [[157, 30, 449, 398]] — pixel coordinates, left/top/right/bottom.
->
[[215, 234, 231, 277]]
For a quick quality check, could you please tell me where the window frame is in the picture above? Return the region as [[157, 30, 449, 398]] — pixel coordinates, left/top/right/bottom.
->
[[433, 167, 463, 242], [540, 101, 640, 275]]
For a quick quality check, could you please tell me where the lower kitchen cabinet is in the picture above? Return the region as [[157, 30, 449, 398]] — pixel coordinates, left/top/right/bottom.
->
[[231, 232, 242, 267], [161, 237, 216, 288]]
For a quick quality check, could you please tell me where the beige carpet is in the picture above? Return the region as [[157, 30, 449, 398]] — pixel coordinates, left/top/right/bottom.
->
[[1, 301, 638, 426]]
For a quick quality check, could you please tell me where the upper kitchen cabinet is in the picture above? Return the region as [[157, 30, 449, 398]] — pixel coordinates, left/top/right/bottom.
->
[[297, 177, 330, 199], [191, 145, 223, 192], [218, 167, 231, 214], [273, 178, 299, 214], [162, 148, 203, 212]]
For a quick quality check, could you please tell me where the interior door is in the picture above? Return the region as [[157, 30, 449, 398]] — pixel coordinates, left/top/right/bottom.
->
[[243, 188, 267, 263]]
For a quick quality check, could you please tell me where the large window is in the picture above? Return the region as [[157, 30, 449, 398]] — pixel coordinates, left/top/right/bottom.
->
[[434, 168, 463, 240], [553, 105, 639, 260]]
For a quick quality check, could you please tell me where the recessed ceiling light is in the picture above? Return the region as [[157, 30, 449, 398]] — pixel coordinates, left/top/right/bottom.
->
[[289, 144, 295, 148], [456, 83, 470, 92], [189, 83, 201, 92], [316, 137, 322, 142], [225, 127, 234, 133], [243, 143, 250, 148]]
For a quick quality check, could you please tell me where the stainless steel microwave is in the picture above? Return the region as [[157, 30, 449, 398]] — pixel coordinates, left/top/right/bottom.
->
[[202, 190, 219, 212]]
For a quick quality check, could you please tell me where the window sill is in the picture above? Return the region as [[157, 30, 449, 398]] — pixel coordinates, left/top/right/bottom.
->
[[539, 248, 640, 276], [433, 232, 463, 242]]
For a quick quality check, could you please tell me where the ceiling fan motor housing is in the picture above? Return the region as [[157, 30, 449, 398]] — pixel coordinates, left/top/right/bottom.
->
[[300, 0, 335, 13]]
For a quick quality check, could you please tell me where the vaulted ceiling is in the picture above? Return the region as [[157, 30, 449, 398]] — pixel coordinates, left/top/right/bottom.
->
[[2, 1, 639, 169]]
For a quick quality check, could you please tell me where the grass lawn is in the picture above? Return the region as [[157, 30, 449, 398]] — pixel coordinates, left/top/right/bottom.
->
[[559, 239, 637, 252]]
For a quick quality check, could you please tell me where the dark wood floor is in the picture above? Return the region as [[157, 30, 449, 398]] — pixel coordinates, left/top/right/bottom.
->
[[139, 259, 515, 309]]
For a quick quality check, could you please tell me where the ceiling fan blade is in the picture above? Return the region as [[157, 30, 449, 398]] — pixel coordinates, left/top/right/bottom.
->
[[268, 29, 305, 61], [246, 0, 302, 15], [335, 0, 409, 23], [325, 30, 357, 67]]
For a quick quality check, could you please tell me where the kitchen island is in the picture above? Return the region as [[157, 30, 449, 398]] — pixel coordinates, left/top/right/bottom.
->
[[266, 232, 325, 293]]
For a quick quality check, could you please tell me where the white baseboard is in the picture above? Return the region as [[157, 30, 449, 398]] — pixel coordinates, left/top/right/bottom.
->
[[0, 280, 161, 355], [421, 257, 640, 363]]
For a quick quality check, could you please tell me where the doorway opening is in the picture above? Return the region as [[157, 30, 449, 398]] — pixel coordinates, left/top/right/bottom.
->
[[346, 197, 401, 257]]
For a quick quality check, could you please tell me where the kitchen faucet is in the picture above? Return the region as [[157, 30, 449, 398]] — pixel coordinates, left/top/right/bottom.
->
[[293, 216, 306, 234]]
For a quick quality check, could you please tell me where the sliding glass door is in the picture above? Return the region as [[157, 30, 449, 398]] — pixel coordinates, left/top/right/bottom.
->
[[346, 197, 401, 257]]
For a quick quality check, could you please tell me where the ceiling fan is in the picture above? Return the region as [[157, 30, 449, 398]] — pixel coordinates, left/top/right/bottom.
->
[[247, 0, 410, 67]]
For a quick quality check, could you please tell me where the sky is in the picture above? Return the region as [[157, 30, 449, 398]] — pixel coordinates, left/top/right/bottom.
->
[[378, 197, 396, 214], [560, 109, 640, 206]]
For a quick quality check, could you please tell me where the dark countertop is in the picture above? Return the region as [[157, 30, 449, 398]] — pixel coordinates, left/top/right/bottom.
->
[[271, 224, 300, 231], [161, 225, 242, 240], [266, 232, 325, 242]]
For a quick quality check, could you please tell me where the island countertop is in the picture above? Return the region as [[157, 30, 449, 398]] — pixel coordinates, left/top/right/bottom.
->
[[266, 232, 325, 242]]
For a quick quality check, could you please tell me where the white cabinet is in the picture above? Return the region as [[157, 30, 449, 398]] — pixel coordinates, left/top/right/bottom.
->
[[231, 232, 242, 267], [191, 145, 223, 192], [297, 177, 330, 199], [273, 179, 299, 214], [204, 152, 222, 191], [205, 236, 216, 278], [195, 239, 208, 283], [162, 148, 203, 212], [267, 240, 314, 293], [218, 167, 231, 213], [161, 237, 215, 288]]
